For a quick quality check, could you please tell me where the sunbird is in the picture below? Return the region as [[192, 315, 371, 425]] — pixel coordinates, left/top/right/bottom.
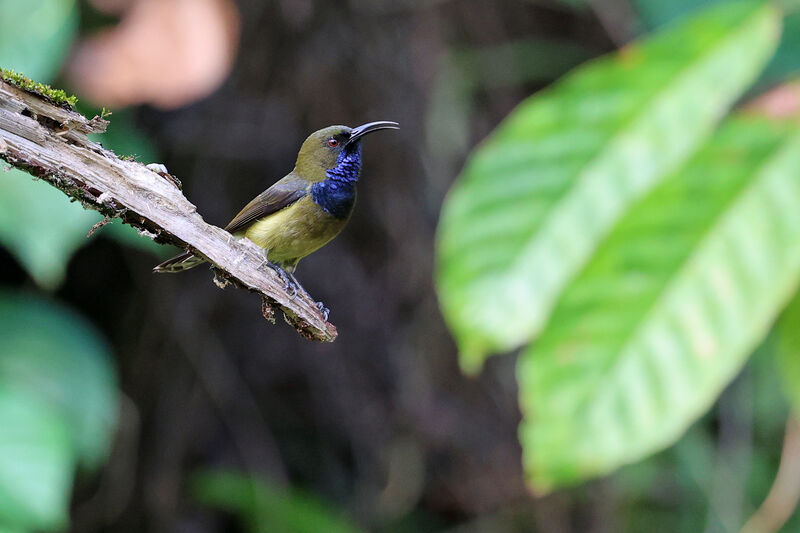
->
[[154, 121, 399, 308]]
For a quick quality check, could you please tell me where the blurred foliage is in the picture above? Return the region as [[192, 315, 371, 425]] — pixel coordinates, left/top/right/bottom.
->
[[0, 2, 164, 290], [519, 115, 800, 490], [2, 0, 800, 530], [0, 170, 100, 288], [610, 338, 795, 533], [0, 0, 77, 83], [437, 1, 780, 370], [0, 1, 89, 289], [0, 3, 140, 532], [437, 0, 800, 494], [190, 470, 364, 533], [0, 293, 116, 531]]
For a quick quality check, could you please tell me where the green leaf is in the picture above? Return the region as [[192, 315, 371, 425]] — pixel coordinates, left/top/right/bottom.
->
[[518, 116, 800, 492], [777, 291, 800, 411], [0, 0, 78, 82], [436, 1, 781, 372], [0, 388, 73, 531], [0, 169, 103, 289], [190, 470, 364, 533], [0, 293, 117, 468]]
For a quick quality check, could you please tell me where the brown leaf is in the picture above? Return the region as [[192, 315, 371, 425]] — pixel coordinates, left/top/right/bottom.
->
[[745, 80, 800, 120], [68, 0, 240, 109]]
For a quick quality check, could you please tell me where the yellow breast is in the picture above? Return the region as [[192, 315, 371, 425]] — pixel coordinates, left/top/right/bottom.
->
[[240, 195, 348, 267]]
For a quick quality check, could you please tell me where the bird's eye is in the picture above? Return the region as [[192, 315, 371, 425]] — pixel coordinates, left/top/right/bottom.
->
[[328, 138, 339, 147]]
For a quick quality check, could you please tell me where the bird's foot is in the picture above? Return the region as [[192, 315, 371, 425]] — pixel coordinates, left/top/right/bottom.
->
[[266, 261, 297, 299], [315, 301, 330, 321], [287, 272, 308, 296]]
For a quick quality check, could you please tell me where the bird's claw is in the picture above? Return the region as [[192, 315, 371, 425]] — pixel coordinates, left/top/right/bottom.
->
[[315, 301, 330, 320], [267, 261, 297, 299], [286, 281, 297, 299]]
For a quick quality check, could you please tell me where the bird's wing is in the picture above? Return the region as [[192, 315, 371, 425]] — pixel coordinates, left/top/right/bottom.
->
[[224, 174, 310, 234]]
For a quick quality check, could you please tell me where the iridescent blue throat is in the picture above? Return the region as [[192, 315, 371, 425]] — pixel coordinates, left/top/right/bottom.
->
[[310, 143, 361, 219]]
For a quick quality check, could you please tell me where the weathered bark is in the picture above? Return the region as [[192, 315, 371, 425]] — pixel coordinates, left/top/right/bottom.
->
[[0, 79, 337, 342]]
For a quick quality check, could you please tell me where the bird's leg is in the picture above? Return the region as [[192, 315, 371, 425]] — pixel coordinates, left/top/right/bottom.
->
[[269, 263, 297, 299], [315, 301, 330, 321], [261, 250, 298, 298], [286, 271, 306, 294], [285, 271, 328, 319], [287, 269, 330, 319]]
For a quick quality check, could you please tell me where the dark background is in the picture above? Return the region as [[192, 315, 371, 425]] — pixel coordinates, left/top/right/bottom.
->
[[1, 0, 797, 532], [67, 2, 607, 530]]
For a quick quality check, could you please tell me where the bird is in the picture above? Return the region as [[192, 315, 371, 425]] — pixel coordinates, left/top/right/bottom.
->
[[154, 121, 399, 314]]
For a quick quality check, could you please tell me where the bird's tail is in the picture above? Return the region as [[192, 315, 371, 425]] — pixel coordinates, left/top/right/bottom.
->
[[153, 251, 207, 273]]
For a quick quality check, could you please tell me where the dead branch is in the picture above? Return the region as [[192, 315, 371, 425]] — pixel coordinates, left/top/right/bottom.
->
[[0, 79, 337, 342]]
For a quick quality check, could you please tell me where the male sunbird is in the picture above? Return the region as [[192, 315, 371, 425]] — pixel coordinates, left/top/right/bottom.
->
[[154, 121, 399, 306]]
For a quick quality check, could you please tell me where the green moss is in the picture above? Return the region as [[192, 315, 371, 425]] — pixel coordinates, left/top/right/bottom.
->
[[0, 69, 78, 108]]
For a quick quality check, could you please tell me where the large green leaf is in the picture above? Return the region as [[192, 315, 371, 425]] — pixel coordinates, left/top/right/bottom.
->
[[436, 1, 781, 372], [0, 0, 78, 82], [0, 388, 73, 531], [0, 169, 102, 288], [191, 470, 364, 533], [0, 293, 117, 468], [518, 116, 800, 492], [0, 293, 116, 530]]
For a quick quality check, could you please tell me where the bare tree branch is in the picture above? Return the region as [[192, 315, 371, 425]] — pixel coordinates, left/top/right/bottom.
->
[[0, 79, 337, 342]]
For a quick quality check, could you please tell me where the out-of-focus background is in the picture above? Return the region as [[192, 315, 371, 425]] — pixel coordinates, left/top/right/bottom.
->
[[2, 0, 800, 532]]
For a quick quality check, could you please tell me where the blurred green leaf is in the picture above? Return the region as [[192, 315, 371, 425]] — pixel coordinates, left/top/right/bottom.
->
[[0, 293, 117, 467], [0, 388, 72, 531], [191, 470, 364, 533], [518, 116, 800, 492], [0, 169, 102, 289], [777, 291, 800, 411], [0, 293, 116, 531], [436, 1, 781, 372], [0, 0, 78, 82]]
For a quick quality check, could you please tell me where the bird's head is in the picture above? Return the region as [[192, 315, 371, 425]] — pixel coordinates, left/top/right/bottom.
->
[[295, 121, 399, 182]]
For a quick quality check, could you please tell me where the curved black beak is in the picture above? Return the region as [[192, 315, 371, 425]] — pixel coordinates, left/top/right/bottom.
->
[[346, 121, 399, 145]]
